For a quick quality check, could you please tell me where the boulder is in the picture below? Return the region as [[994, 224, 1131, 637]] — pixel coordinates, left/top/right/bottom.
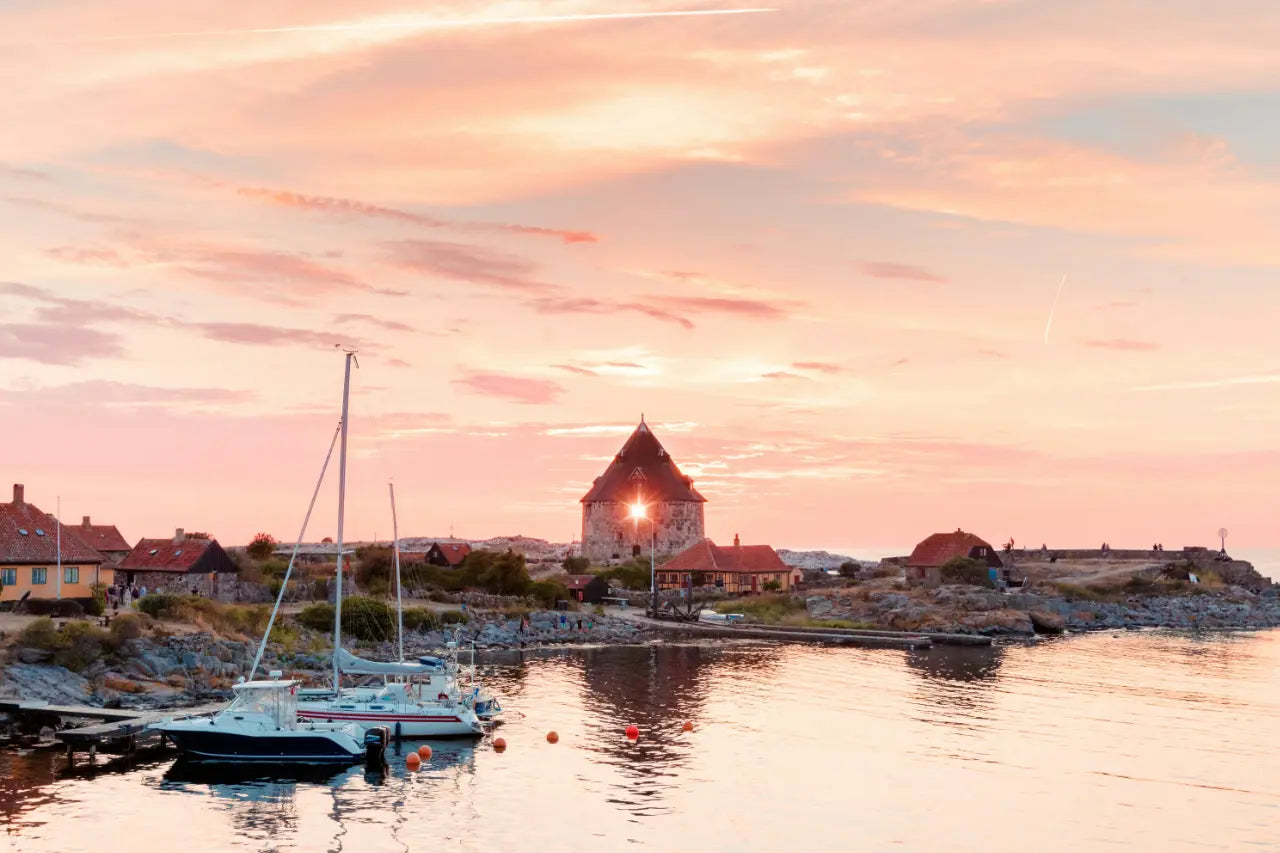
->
[[1029, 610, 1066, 634], [806, 596, 834, 618]]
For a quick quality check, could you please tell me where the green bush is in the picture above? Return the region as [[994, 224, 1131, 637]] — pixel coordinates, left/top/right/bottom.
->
[[441, 610, 470, 625], [592, 560, 651, 591], [55, 621, 110, 671], [762, 579, 781, 592], [311, 578, 329, 601], [341, 596, 395, 642], [563, 554, 590, 573], [247, 532, 277, 560], [479, 551, 531, 596], [87, 584, 107, 617], [838, 561, 860, 579], [109, 613, 146, 643], [402, 607, 441, 633], [940, 556, 993, 588], [138, 593, 183, 619], [19, 616, 59, 650], [529, 580, 569, 608], [25, 599, 84, 617], [297, 603, 336, 632]]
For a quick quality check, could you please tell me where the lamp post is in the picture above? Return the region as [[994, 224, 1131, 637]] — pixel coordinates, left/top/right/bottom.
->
[[630, 502, 657, 617]]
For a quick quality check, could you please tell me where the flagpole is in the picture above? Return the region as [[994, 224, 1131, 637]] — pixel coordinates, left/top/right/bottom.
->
[[56, 496, 62, 600]]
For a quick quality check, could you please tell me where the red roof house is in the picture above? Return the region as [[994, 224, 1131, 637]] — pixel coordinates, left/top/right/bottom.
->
[[906, 529, 1002, 587], [658, 535, 795, 595], [0, 484, 107, 602], [117, 529, 238, 595], [426, 541, 472, 568], [562, 573, 610, 603], [73, 516, 131, 561]]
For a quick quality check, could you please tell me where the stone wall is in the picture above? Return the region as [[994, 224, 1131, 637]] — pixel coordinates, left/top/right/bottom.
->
[[122, 571, 241, 602], [581, 500, 705, 564]]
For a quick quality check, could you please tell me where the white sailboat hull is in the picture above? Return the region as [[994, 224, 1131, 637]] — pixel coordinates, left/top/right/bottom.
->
[[296, 697, 484, 738]]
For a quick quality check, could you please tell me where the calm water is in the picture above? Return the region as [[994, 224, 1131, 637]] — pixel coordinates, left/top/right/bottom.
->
[[4, 632, 1280, 852]]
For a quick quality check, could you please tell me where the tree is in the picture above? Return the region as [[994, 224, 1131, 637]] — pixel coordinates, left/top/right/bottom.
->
[[354, 546, 394, 594], [185, 531, 212, 540], [762, 579, 781, 592], [321, 536, 334, 544], [838, 561, 860, 579], [562, 554, 590, 573], [940, 556, 992, 587], [479, 551, 531, 596], [247, 532, 277, 560]]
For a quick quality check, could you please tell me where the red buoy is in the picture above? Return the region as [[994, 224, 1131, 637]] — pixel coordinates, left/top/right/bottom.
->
[[417, 745, 433, 760], [494, 737, 507, 752], [682, 721, 694, 732], [546, 731, 559, 744], [406, 752, 421, 770], [625, 725, 640, 740]]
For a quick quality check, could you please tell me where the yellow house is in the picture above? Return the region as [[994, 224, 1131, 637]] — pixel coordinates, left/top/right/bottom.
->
[[0, 484, 110, 602]]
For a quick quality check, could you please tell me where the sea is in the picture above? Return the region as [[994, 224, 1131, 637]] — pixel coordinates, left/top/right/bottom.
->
[[4, 631, 1280, 852]]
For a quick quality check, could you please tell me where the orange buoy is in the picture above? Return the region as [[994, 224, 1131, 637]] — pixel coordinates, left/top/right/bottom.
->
[[625, 725, 640, 740], [546, 731, 559, 744], [682, 721, 694, 732], [493, 737, 507, 752], [417, 745, 433, 760], [406, 752, 421, 770]]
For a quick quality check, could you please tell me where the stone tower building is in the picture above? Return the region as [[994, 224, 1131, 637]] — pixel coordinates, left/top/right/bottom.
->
[[580, 417, 706, 564]]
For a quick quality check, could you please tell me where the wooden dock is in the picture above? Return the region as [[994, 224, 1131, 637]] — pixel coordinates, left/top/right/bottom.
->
[[654, 620, 935, 649], [0, 699, 224, 765]]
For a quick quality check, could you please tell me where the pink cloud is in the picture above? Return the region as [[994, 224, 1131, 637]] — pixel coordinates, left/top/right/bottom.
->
[[858, 261, 945, 282], [792, 361, 844, 374], [451, 370, 564, 405], [1085, 339, 1161, 352]]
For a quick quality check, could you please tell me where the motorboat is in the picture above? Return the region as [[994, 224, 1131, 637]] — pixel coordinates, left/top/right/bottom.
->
[[699, 609, 744, 623], [151, 676, 365, 765]]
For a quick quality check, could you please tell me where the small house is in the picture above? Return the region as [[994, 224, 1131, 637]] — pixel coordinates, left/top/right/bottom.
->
[[906, 529, 1003, 588], [117, 529, 238, 597], [563, 574, 609, 604], [426, 541, 472, 568], [0, 484, 108, 604], [73, 516, 131, 565], [657, 535, 795, 595]]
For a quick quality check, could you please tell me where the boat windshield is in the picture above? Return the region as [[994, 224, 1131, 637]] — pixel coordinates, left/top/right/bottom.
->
[[226, 684, 298, 729]]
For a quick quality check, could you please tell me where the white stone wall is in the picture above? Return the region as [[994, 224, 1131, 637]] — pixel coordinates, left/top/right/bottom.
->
[[581, 501, 705, 564]]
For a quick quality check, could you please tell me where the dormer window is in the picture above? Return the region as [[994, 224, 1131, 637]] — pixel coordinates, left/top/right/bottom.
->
[[174, 550, 182, 556], [35, 529, 45, 536], [18, 529, 28, 536], [149, 549, 159, 555]]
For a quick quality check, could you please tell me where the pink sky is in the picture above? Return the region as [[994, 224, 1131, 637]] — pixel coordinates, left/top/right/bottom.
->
[[2, 1, 1277, 552]]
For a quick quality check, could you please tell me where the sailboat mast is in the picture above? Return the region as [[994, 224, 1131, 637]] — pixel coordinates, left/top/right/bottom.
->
[[332, 350, 356, 692], [390, 482, 405, 663]]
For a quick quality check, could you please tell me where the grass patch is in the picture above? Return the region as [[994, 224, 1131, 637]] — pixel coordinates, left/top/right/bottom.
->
[[713, 594, 805, 623]]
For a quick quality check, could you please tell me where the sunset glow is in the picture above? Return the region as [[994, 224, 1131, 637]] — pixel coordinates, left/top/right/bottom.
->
[[1, 0, 1277, 550]]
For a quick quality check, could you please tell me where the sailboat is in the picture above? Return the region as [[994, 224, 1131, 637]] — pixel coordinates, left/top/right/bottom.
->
[[151, 398, 369, 765], [294, 351, 484, 739]]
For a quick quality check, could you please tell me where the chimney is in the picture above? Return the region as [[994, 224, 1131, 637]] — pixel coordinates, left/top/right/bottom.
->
[[734, 533, 740, 548], [12, 484, 23, 506], [174, 528, 185, 543], [82, 516, 91, 526]]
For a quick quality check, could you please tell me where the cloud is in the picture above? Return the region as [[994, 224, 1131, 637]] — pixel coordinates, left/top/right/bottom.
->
[[552, 364, 598, 376], [173, 248, 404, 301], [0, 323, 123, 365], [387, 358, 412, 368], [857, 261, 945, 282], [46, 246, 130, 267], [528, 296, 694, 329], [0, 380, 254, 406], [1, 163, 49, 181], [1085, 338, 1160, 351], [792, 361, 844, 374], [333, 313, 415, 333], [237, 185, 597, 244], [451, 370, 564, 405], [647, 294, 791, 319], [388, 240, 553, 293], [2, 282, 371, 353], [761, 370, 807, 381]]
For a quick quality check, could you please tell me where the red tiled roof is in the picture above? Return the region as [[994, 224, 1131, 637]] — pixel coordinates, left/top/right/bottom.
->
[[0, 488, 104, 565], [120, 537, 216, 572], [74, 517, 131, 553], [430, 542, 471, 566], [907, 530, 997, 568], [563, 574, 601, 590], [581, 419, 705, 504], [660, 539, 789, 574]]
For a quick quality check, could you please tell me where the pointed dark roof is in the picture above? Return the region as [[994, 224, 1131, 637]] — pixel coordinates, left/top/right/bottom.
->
[[581, 420, 706, 503]]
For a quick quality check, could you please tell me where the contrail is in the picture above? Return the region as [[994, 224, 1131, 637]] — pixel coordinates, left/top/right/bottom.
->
[[1043, 273, 1067, 345], [8, 7, 778, 45]]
